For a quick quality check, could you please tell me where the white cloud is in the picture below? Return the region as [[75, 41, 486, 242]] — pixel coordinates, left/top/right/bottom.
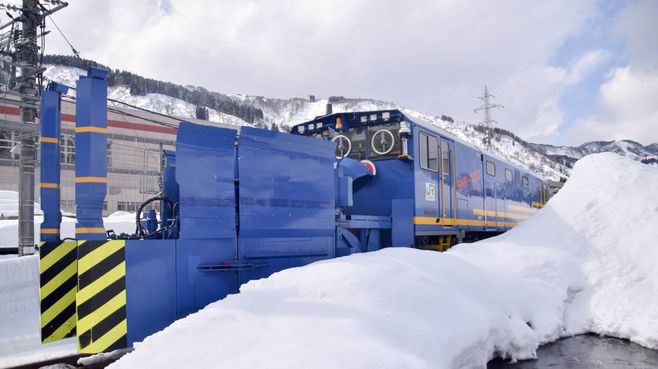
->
[[495, 50, 608, 142], [568, 67, 658, 144], [563, 0, 658, 145], [39, 0, 607, 143]]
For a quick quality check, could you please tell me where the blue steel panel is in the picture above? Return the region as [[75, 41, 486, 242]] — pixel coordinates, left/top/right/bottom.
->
[[75, 67, 108, 240], [392, 198, 414, 246], [125, 240, 176, 345], [454, 141, 485, 231], [175, 238, 239, 318], [174, 122, 239, 318], [161, 150, 179, 236], [39, 83, 67, 241], [237, 127, 335, 284], [176, 122, 237, 240], [350, 159, 414, 217]]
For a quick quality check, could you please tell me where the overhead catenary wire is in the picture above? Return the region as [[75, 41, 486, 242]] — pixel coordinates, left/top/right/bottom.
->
[[40, 2, 80, 58], [61, 94, 179, 129], [49, 77, 182, 129], [81, 0, 483, 100], [50, 4, 481, 104]]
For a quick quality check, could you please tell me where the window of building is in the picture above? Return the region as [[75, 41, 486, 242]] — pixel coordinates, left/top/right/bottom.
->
[[107, 140, 113, 168], [505, 168, 513, 182], [117, 201, 148, 213], [486, 161, 496, 176], [61, 200, 75, 213], [0, 130, 19, 160], [60, 134, 75, 164], [522, 176, 529, 188], [419, 132, 438, 172]]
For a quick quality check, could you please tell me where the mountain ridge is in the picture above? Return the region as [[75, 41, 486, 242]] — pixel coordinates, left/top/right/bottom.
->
[[40, 55, 657, 181]]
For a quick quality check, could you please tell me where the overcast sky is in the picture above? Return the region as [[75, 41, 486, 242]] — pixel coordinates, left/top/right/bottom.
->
[[15, 0, 658, 145]]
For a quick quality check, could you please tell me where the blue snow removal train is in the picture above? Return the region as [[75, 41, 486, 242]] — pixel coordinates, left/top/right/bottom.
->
[[37, 68, 548, 353]]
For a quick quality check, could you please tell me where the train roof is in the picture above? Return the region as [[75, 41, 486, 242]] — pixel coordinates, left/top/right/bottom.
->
[[292, 109, 540, 179]]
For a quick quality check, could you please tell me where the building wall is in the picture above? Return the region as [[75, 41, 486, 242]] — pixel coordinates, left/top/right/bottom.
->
[[0, 98, 237, 216]]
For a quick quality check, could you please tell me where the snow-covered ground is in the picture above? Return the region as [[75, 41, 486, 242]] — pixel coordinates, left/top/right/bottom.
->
[[107, 153, 657, 369], [1, 154, 654, 368]]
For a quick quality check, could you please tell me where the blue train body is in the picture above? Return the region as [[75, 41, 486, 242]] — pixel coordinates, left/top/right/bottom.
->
[[37, 72, 548, 354], [291, 109, 549, 248], [112, 110, 547, 347]]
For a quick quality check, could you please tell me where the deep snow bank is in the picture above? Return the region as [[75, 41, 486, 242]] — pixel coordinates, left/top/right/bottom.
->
[[102, 153, 655, 368], [452, 153, 658, 348], [0, 255, 77, 367], [0, 213, 137, 367]]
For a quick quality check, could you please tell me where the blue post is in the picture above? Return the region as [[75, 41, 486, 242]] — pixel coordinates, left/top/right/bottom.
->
[[75, 67, 109, 240], [39, 82, 68, 242]]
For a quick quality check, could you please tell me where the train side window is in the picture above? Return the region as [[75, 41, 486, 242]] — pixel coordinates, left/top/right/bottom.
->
[[505, 168, 513, 182], [486, 160, 496, 176], [441, 141, 450, 174], [522, 176, 529, 188], [419, 132, 438, 172]]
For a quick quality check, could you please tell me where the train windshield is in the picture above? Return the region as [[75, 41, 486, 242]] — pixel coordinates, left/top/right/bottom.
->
[[332, 122, 401, 161]]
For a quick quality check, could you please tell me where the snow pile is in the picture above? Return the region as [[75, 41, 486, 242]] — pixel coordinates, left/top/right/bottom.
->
[[0, 212, 137, 366], [109, 153, 658, 369], [0, 211, 136, 247], [0, 256, 77, 367], [452, 152, 658, 347], [0, 190, 42, 218]]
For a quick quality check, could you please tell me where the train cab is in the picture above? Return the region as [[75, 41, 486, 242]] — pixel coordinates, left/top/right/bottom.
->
[[290, 109, 548, 249]]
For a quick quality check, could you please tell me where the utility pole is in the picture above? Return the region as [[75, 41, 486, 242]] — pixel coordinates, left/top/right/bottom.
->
[[474, 85, 503, 149], [16, 0, 40, 256], [0, 0, 68, 255]]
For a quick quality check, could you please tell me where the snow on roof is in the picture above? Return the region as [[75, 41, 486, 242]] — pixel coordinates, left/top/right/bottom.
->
[[106, 153, 658, 368]]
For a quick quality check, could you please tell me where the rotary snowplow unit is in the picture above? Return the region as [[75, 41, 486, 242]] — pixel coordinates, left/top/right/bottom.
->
[[38, 66, 393, 354]]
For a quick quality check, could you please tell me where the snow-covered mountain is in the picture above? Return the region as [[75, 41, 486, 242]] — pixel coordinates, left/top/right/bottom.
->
[[44, 65, 249, 126], [224, 94, 571, 180], [42, 63, 656, 181], [529, 140, 658, 168]]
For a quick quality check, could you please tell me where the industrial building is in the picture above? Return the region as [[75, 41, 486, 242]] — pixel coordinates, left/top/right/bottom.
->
[[0, 96, 235, 216]]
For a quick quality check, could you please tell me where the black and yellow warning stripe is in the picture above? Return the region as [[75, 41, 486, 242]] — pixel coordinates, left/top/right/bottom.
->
[[76, 240, 128, 354], [39, 240, 78, 343]]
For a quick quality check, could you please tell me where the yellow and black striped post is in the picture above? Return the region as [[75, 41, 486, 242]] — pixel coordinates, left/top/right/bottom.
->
[[76, 240, 128, 353], [39, 240, 78, 343]]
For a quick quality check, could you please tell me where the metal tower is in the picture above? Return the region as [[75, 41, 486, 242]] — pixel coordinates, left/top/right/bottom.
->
[[474, 85, 503, 148]]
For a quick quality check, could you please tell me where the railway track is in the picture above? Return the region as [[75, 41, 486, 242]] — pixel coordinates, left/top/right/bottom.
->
[[5, 352, 121, 369]]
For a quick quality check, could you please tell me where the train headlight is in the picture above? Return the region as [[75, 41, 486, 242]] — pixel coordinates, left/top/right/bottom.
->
[[399, 120, 411, 135]]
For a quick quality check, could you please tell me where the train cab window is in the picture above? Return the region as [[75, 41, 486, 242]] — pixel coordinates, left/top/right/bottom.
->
[[505, 168, 513, 182], [349, 127, 367, 160], [522, 176, 529, 188], [331, 127, 366, 160], [369, 122, 401, 160], [486, 161, 496, 176], [419, 132, 438, 172]]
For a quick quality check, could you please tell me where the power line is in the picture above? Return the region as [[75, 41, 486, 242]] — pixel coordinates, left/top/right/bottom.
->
[[40, 2, 79, 58], [52, 3, 481, 104], [60, 94, 179, 129]]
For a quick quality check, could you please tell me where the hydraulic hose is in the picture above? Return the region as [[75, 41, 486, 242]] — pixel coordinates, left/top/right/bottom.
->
[[135, 195, 174, 238]]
